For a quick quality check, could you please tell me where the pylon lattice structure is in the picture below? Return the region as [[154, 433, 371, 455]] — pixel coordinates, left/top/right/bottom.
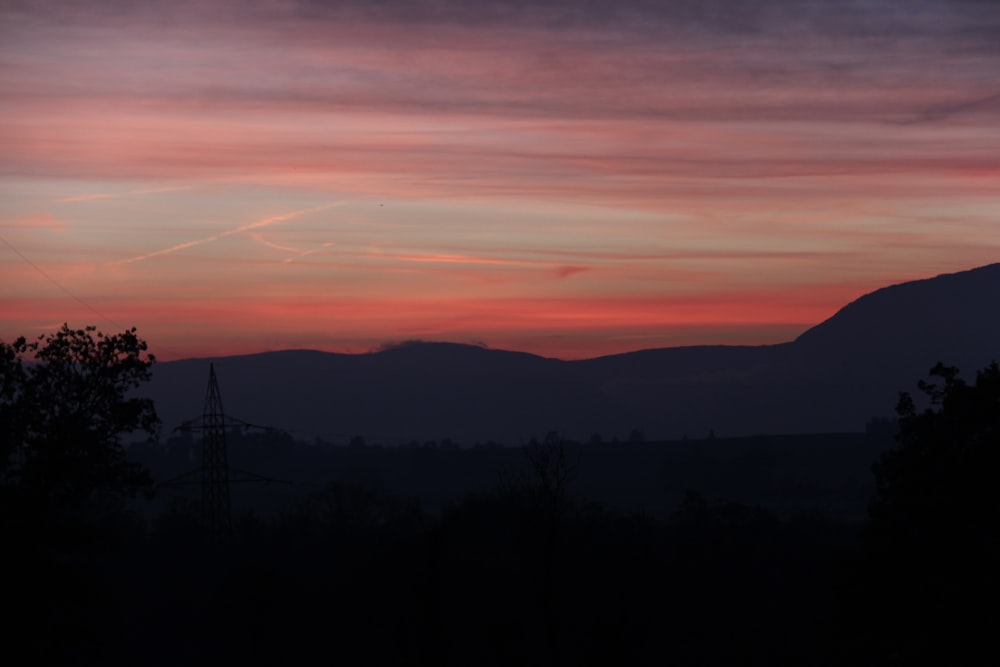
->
[[199, 364, 232, 539], [165, 363, 286, 543]]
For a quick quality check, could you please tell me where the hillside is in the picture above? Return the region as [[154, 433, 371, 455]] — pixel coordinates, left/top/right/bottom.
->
[[146, 263, 1000, 443]]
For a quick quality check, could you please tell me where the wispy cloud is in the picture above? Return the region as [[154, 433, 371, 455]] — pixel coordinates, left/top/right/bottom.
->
[[554, 265, 589, 279], [897, 91, 1000, 125], [3, 0, 1000, 358], [54, 185, 191, 203], [352, 249, 593, 281], [1, 212, 67, 230], [55, 193, 114, 203]]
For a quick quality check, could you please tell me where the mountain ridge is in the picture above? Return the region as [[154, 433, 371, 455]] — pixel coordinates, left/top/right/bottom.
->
[[147, 263, 1000, 443]]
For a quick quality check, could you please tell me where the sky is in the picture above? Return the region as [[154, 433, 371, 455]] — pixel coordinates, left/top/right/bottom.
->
[[2, 0, 999, 360]]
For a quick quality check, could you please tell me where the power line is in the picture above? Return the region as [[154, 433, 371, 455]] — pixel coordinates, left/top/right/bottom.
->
[[0, 233, 125, 332], [0, 233, 190, 359]]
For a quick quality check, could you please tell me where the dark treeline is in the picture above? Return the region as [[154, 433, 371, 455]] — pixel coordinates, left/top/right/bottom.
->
[[18, 451, 861, 666], [133, 428, 889, 522], [10, 429, 990, 666], [3, 327, 998, 665]]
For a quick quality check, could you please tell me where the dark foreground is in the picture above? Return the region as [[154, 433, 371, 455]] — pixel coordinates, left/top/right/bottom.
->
[[9, 428, 998, 666]]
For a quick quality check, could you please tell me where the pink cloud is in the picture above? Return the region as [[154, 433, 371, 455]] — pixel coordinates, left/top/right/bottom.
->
[[2, 0, 999, 360], [2, 212, 67, 230], [55, 193, 114, 203], [554, 266, 589, 279]]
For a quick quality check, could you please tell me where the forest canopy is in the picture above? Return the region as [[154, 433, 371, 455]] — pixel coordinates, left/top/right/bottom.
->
[[0, 324, 159, 503]]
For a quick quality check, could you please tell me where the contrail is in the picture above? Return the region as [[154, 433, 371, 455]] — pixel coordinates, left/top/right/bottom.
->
[[114, 203, 339, 265], [250, 233, 335, 263]]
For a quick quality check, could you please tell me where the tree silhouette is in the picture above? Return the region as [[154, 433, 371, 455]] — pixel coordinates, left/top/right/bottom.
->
[[1, 325, 160, 662], [858, 361, 1000, 664], [523, 432, 578, 667], [0, 337, 29, 478], [1, 324, 159, 505], [872, 361, 1000, 545]]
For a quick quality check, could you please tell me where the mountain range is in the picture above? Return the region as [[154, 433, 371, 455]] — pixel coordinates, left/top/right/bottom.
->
[[147, 263, 1000, 444]]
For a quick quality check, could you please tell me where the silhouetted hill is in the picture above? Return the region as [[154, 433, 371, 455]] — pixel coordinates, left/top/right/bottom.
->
[[794, 262, 1000, 368], [148, 343, 630, 445], [146, 263, 1000, 442], [581, 263, 1000, 436]]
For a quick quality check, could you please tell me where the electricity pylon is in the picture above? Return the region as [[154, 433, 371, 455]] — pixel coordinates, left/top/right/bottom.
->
[[162, 363, 286, 542], [194, 364, 231, 539]]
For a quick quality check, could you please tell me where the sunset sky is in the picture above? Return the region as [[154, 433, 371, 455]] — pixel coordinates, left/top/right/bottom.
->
[[2, 0, 999, 360]]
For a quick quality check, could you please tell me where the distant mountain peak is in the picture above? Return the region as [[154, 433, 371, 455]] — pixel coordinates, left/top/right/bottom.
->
[[793, 262, 1000, 354]]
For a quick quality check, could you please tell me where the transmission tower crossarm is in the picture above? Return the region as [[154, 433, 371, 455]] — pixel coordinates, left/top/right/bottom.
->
[[163, 363, 291, 542]]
